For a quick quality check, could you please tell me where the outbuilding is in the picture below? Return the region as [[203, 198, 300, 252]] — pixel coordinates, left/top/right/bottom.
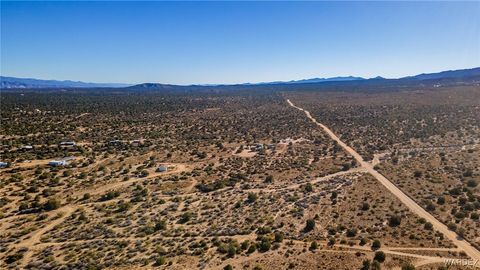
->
[[131, 140, 142, 147], [22, 145, 33, 150], [49, 160, 67, 167], [156, 164, 168, 172], [60, 141, 76, 147]]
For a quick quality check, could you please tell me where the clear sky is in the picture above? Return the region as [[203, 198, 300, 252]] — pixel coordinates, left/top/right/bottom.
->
[[1, 1, 479, 85]]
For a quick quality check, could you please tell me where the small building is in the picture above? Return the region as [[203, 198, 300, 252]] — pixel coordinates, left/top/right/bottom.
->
[[0, 162, 8, 168], [60, 141, 76, 147], [156, 164, 168, 172], [22, 145, 33, 150], [131, 140, 142, 147], [49, 160, 67, 167]]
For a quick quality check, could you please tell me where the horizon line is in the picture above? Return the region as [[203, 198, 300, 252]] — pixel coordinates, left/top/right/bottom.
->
[[1, 65, 479, 87]]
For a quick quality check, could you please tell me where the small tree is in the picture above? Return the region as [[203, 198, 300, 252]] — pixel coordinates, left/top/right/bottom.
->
[[388, 215, 401, 227], [424, 222, 433, 230], [258, 239, 271, 252], [437, 196, 445, 205], [179, 212, 193, 224], [359, 238, 367, 246], [361, 202, 370, 211], [247, 192, 258, 203], [155, 256, 165, 266], [274, 231, 284, 243], [310, 241, 318, 250], [155, 220, 167, 231], [305, 183, 313, 192], [43, 198, 60, 211], [346, 228, 357, 237], [360, 260, 370, 270], [227, 245, 236, 258], [373, 251, 386, 263], [82, 193, 91, 200], [265, 175, 274, 183], [467, 179, 478, 188], [328, 238, 335, 247], [371, 240, 381, 250], [304, 219, 315, 232]]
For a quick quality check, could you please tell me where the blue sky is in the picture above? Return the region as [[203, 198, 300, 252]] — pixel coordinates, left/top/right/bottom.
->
[[1, 1, 479, 85]]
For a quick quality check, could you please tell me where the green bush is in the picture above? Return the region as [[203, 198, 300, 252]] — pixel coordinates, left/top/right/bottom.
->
[[304, 219, 315, 232], [373, 251, 386, 263], [371, 240, 381, 250]]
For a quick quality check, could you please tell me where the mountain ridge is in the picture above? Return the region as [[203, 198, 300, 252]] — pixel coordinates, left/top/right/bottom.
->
[[2, 67, 479, 89], [0, 76, 132, 89]]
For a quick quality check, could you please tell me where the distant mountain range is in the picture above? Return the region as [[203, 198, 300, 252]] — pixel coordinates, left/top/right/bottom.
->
[[1, 67, 479, 89], [0, 76, 132, 89], [129, 67, 480, 90], [405, 67, 480, 81], [251, 76, 366, 85]]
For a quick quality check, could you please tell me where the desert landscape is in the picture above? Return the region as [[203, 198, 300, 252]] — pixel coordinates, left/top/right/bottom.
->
[[1, 74, 479, 269], [1, 1, 479, 269]]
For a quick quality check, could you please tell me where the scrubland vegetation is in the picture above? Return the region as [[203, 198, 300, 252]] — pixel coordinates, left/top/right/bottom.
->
[[0, 84, 478, 269]]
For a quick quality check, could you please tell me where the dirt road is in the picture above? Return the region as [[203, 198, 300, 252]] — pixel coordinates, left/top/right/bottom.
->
[[71, 163, 189, 198], [286, 99, 480, 261], [13, 205, 77, 267], [5, 163, 190, 268]]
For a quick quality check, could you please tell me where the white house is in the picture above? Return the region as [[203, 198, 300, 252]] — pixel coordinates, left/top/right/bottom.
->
[[59, 141, 76, 147], [49, 160, 67, 167], [22, 145, 33, 150]]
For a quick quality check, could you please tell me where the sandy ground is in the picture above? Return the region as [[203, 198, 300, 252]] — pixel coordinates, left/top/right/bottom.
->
[[287, 98, 480, 262]]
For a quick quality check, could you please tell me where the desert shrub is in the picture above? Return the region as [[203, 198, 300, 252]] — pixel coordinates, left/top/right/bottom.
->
[[265, 175, 274, 183], [401, 263, 415, 270], [154, 256, 165, 266], [328, 238, 335, 246], [360, 260, 370, 270], [155, 220, 167, 231], [247, 192, 258, 203], [43, 198, 60, 211], [467, 179, 478, 188], [179, 212, 193, 224], [257, 239, 271, 252], [274, 231, 284, 242], [371, 240, 381, 250], [373, 251, 386, 263], [346, 228, 357, 237], [359, 238, 367, 246], [100, 190, 120, 201], [424, 222, 433, 230], [304, 219, 315, 232], [388, 215, 401, 227], [361, 202, 370, 211]]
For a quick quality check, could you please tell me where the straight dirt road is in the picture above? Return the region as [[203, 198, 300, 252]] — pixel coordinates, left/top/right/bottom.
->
[[286, 98, 480, 262]]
